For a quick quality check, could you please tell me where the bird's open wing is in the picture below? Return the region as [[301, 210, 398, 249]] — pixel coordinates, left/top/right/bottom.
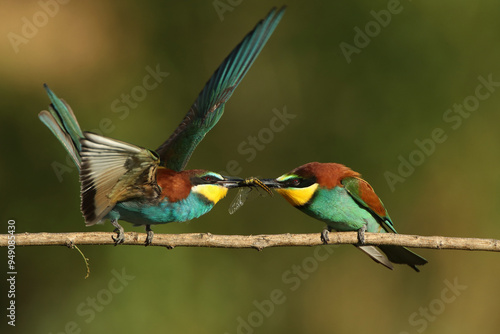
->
[[156, 7, 285, 171], [341, 177, 397, 233], [80, 132, 161, 225]]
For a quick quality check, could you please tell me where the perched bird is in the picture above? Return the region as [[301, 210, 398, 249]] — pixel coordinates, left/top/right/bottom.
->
[[261, 162, 428, 271], [39, 7, 285, 245]]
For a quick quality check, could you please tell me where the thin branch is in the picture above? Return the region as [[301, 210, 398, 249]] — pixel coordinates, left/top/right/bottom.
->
[[1, 232, 499, 252]]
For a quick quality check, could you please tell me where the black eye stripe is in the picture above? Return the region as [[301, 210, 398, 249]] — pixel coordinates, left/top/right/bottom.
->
[[202, 175, 223, 182], [191, 174, 222, 185], [283, 177, 316, 188]]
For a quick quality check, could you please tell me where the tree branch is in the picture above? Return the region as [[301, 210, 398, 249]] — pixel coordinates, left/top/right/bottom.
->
[[1, 232, 499, 252]]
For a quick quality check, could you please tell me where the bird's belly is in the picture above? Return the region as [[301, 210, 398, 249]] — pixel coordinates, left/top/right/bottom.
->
[[110, 196, 214, 226], [306, 188, 383, 232]]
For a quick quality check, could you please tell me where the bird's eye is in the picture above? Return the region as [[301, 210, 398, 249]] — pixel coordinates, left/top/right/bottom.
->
[[290, 178, 301, 186], [201, 175, 216, 182]]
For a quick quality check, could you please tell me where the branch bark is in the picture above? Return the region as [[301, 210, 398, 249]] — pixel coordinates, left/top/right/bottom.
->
[[1, 232, 499, 252]]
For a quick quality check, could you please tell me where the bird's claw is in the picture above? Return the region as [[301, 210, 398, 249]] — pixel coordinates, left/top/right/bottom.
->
[[112, 228, 125, 245], [321, 227, 331, 244], [111, 220, 125, 246], [145, 225, 154, 246], [357, 224, 367, 245]]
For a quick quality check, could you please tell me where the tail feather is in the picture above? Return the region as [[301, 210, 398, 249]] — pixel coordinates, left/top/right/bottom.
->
[[39, 109, 81, 167], [357, 246, 394, 270], [44, 83, 83, 149], [39, 84, 84, 168], [378, 245, 428, 272]]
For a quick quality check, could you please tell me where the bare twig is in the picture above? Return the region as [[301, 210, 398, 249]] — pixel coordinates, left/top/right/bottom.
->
[[1, 232, 499, 252]]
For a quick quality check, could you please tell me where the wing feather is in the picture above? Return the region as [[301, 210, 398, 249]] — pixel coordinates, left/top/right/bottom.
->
[[342, 177, 397, 233], [80, 132, 161, 225], [156, 7, 285, 171]]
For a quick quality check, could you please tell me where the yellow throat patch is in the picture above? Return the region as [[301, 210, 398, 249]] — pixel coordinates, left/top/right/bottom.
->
[[192, 184, 229, 204], [276, 183, 318, 207]]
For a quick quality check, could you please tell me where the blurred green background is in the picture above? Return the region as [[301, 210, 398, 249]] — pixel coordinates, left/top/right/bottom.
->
[[2, 1, 500, 333]]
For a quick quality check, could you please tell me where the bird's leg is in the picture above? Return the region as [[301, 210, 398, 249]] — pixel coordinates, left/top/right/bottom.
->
[[111, 220, 125, 245], [321, 226, 331, 244], [357, 223, 367, 245], [145, 225, 154, 246]]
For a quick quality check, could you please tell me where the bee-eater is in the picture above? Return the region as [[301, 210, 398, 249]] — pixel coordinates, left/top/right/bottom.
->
[[261, 162, 428, 271], [39, 7, 285, 245]]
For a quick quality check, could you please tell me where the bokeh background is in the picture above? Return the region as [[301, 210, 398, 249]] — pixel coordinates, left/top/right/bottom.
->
[[2, 1, 500, 333]]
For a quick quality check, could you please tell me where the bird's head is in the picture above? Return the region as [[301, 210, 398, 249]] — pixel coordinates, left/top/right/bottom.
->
[[261, 162, 360, 207], [188, 170, 243, 204]]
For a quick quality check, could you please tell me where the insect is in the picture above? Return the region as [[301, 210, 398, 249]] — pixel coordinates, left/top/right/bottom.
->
[[229, 177, 273, 214]]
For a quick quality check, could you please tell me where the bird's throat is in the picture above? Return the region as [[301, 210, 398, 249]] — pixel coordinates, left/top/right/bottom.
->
[[192, 185, 228, 204], [276, 183, 318, 207]]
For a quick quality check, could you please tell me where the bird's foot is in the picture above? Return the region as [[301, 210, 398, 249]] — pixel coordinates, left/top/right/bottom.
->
[[145, 225, 154, 246], [357, 224, 367, 245], [111, 220, 125, 246], [321, 227, 331, 244]]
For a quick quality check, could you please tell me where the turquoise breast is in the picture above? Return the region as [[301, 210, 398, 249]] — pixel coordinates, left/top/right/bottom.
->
[[108, 192, 214, 226]]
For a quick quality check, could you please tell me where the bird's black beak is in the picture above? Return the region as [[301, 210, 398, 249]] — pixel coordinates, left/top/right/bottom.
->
[[217, 176, 244, 189], [259, 178, 282, 189]]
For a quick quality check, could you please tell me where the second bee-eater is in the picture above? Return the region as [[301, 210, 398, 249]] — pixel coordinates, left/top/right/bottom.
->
[[262, 162, 428, 271], [39, 7, 285, 245]]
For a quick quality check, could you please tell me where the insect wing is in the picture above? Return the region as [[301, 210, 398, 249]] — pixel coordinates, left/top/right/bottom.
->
[[229, 187, 252, 214]]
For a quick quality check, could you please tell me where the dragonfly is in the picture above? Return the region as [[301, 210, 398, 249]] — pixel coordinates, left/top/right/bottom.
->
[[229, 177, 273, 214]]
